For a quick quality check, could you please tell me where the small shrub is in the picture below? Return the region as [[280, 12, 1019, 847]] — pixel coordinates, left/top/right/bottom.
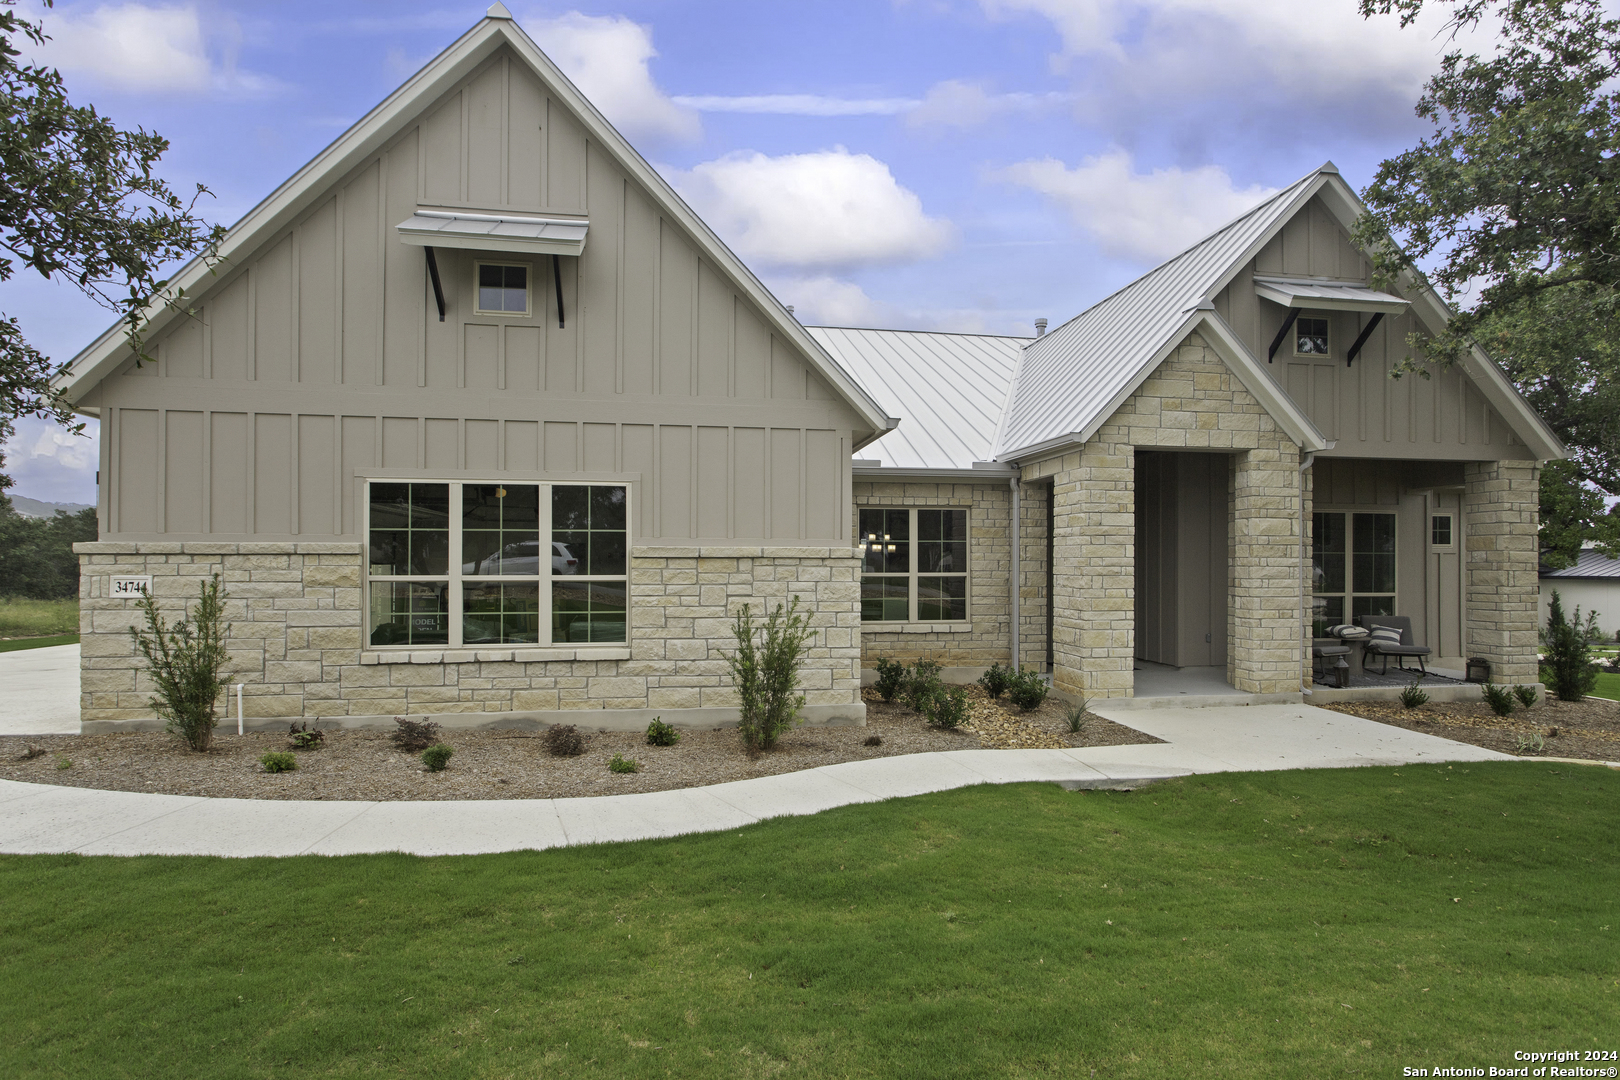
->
[[1512, 684, 1539, 709], [927, 686, 970, 730], [873, 658, 907, 703], [1513, 731, 1545, 755], [1007, 667, 1049, 712], [978, 662, 1013, 700], [1064, 696, 1090, 733], [128, 574, 232, 752], [1399, 682, 1429, 709], [1543, 590, 1599, 702], [904, 659, 945, 714], [544, 724, 585, 757], [1548, 726, 1561, 738], [55, 755, 71, 770], [608, 752, 640, 774], [645, 716, 681, 746], [725, 596, 818, 753], [287, 721, 325, 750], [392, 716, 441, 752], [1481, 682, 1516, 717], [863, 734, 882, 747], [422, 744, 453, 772], [260, 751, 297, 773]]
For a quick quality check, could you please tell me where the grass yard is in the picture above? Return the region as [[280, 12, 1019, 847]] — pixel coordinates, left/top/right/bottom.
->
[[0, 596, 78, 639], [2, 763, 1615, 1078], [1589, 671, 1620, 701], [0, 632, 78, 653]]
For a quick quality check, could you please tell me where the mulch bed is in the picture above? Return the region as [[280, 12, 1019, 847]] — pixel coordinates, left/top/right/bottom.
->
[[0, 684, 1158, 802], [1323, 693, 1620, 762]]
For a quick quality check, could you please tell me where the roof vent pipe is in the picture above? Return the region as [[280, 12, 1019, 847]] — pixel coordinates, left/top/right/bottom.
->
[[1034, 318, 1048, 337]]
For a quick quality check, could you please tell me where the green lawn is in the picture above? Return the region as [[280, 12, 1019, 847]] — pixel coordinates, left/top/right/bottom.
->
[[0, 632, 77, 653], [1590, 671, 1620, 701], [2, 763, 1615, 1078], [0, 596, 78, 638]]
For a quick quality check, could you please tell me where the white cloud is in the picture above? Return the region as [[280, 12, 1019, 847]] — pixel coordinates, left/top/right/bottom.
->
[[770, 276, 890, 327], [3, 416, 99, 506], [670, 148, 954, 272], [673, 94, 920, 117], [528, 12, 700, 144], [997, 148, 1277, 263], [30, 2, 273, 96], [905, 80, 1073, 130]]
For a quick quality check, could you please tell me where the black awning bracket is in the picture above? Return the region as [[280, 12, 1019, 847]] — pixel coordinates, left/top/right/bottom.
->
[[424, 246, 446, 322], [1346, 312, 1384, 367], [552, 253, 565, 329], [1267, 307, 1301, 363]]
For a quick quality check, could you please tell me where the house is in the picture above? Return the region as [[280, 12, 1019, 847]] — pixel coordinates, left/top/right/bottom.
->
[[59, 7, 1561, 733], [1540, 549, 1620, 640]]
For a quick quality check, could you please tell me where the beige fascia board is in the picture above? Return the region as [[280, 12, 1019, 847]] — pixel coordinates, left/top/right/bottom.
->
[[397, 230, 587, 258], [853, 465, 1017, 481]]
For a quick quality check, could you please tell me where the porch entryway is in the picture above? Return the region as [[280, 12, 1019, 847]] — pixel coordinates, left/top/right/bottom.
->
[[1134, 450, 1231, 694]]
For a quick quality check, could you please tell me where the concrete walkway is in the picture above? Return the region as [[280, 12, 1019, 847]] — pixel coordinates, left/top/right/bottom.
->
[[0, 703, 1520, 858], [0, 644, 80, 736]]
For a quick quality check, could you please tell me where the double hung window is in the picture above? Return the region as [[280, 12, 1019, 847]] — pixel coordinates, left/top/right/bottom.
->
[[367, 481, 627, 648], [1311, 511, 1395, 635], [859, 507, 968, 622]]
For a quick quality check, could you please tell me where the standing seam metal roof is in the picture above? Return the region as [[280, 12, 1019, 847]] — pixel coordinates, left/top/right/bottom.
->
[[1541, 549, 1620, 579], [806, 326, 1029, 471]]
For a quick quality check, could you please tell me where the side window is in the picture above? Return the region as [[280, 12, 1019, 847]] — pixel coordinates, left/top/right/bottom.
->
[[1295, 316, 1329, 356], [859, 507, 969, 623], [476, 263, 530, 316]]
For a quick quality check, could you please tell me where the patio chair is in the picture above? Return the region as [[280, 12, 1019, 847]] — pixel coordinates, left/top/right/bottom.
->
[[1356, 615, 1431, 676]]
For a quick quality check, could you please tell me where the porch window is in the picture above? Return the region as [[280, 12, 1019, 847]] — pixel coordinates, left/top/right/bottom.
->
[[859, 507, 968, 622], [1311, 511, 1395, 635], [1295, 316, 1329, 356], [366, 480, 627, 648]]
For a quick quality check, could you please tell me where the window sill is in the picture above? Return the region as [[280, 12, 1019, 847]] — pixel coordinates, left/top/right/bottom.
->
[[860, 622, 974, 634], [361, 647, 631, 665]]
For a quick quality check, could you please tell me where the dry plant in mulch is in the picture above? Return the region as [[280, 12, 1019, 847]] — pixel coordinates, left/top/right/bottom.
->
[[0, 686, 1159, 802], [862, 681, 1162, 751], [1323, 693, 1620, 762]]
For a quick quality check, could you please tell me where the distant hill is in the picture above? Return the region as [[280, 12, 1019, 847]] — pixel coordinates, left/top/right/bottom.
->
[[7, 495, 94, 519]]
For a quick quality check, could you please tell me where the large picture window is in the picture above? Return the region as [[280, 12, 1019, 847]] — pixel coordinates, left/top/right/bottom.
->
[[859, 507, 968, 622], [367, 481, 627, 648], [1311, 511, 1395, 636]]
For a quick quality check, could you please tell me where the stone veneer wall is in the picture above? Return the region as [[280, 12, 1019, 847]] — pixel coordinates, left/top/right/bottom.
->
[[75, 541, 864, 731], [1463, 460, 1541, 682], [1022, 332, 1306, 697]]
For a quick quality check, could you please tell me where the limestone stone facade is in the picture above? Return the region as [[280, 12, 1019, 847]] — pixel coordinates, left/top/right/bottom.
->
[[1463, 460, 1541, 682], [75, 542, 864, 732]]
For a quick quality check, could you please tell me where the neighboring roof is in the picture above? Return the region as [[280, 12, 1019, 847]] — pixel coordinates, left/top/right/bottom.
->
[[807, 327, 1028, 471], [1252, 275, 1409, 314], [1541, 549, 1620, 579], [52, 10, 896, 441], [396, 210, 589, 257]]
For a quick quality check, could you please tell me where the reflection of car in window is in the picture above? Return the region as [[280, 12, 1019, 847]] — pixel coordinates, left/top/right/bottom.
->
[[461, 541, 578, 575]]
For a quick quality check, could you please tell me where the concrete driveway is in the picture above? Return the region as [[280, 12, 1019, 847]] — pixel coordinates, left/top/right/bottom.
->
[[0, 644, 80, 736]]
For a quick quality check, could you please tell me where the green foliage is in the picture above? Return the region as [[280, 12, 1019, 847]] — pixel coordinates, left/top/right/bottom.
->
[[1064, 696, 1091, 733], [1513, 731, 1546, 754], [1481, 682, 1517, 717], [977, 662, 1013, 700], [724, 596, 817, 753], [1513, 684, 1539, 709], [1543, 590, 1600, 701], [259, 752, 296, 774], [390, 716, 440, 753], [926, 686, 970, 730], [1399, 681, 1430, 709], [1007, 667, 1050, 712], [608, 752, 640, 774], [287, 722, 324, 751], [873, 658, 907, 703], [128, 575, 230, 752], [0, 596, 77, 637], [645, 716, 680, 747], [543, 724, 585, 757], [0, 506, 96, 599], [421, 744, 453, 772], [903, 659, 945, 714], [53, 755, 69, 770]]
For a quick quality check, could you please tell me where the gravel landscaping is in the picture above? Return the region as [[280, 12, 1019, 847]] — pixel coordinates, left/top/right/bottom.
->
[[0, 684, 1158, 801], [1324, 692, 1620, 762]]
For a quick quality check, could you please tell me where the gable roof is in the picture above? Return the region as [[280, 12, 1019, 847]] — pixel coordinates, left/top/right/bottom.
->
[[991, 163, 1564, 463], [51, 9, 897, 441], [1541, 549, 1620, 579], [807, 326, 1028, 471]]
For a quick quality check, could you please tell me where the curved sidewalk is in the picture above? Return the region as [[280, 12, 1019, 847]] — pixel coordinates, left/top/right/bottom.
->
[[0, 704, 1528, 857]]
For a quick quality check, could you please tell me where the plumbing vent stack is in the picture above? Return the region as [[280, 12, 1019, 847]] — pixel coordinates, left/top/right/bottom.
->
[[1034, 318, 1048, 337]]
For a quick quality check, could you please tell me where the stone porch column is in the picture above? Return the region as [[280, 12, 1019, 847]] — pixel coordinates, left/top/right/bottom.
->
[[1464, 460, 1540, 682], [1228, 445, 1304, 694], [1050, 440, 1134, 697]]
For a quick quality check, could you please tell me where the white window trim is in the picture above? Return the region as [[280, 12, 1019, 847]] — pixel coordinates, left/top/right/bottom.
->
[[1429, 513, 1457, 552], [363, 477, 629, 651], [473, 260, 534, 318], [1312, 508, 1397, 628], [858, 506, 971, 625], [1294, 313, 1331, 358]]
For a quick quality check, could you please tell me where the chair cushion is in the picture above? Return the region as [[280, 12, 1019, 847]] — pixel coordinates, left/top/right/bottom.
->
[[1372, 643, 1431, 656], [1367, 626, 1404, 648], [1326, 624, 1369, 639]]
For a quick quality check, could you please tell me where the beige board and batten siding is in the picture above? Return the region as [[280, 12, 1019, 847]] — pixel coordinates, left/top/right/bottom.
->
[[1211, 195, 1532, 462], [81, 45, 863, 546]]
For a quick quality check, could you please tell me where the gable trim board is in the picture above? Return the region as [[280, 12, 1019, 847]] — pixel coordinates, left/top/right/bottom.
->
[[52, 13, 896, 445]]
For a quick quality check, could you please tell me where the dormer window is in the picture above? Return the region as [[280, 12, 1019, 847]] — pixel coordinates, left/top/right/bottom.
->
[[476, 262, 530, 315], [1295, 316, 1329, 356]]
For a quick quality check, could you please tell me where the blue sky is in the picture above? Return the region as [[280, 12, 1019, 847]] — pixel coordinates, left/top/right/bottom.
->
[[0, 0, 1480, 505]]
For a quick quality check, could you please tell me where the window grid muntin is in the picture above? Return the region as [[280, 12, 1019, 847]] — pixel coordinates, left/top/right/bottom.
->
[[1295, 315, 1330, 357], [1311, 510, 1396, 636], [860, 507, 968, 623], [366, 479, 627, 649], [474, 261, 532, 316]]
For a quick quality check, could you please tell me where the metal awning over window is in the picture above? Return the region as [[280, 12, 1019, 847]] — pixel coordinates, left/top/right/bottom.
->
[[1253, 276, 1409, 314], [396, 210, 589, 257]]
